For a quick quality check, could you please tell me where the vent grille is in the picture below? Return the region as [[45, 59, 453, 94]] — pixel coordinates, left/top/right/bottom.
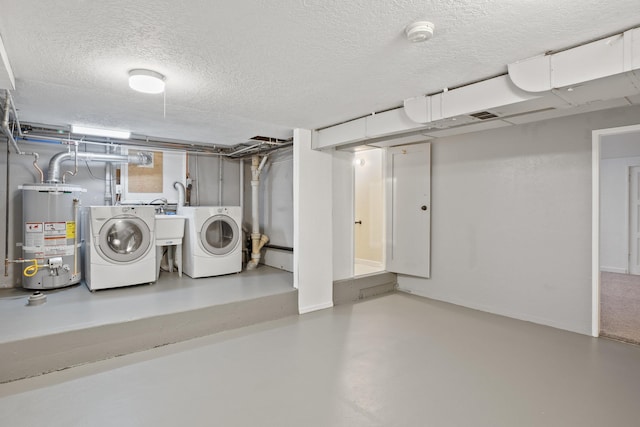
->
[[469, 111, 499, 120], [250, 135, 289, 143]]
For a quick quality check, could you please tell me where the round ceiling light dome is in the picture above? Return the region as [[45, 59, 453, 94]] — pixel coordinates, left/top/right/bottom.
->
[[128, 69, 166, 94], [405, 21, 435, 43]]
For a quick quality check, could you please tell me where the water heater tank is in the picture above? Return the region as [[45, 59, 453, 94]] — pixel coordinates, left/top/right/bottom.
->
[[21, 184, 85, 289]]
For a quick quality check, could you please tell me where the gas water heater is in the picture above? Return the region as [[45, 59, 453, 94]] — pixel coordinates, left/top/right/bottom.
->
[[21, 184, 85, 289]]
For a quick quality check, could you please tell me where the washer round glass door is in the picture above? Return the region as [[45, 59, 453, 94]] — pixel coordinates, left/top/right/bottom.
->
[[200, 215, 239, 256], [98, 216, 151, 263]]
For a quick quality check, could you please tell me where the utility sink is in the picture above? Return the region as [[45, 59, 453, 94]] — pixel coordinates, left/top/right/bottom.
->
[[155, 215, 186, 242]]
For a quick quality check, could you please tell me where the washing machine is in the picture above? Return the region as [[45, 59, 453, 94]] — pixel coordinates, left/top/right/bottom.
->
[[83, 205, 156, 291], [178, 206, 242, 278]]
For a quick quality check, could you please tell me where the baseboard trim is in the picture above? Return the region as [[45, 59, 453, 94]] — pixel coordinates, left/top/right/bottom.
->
[[600, 267, 628, 274], [396, 288, 591, 336], [299, 301, 333, 314]]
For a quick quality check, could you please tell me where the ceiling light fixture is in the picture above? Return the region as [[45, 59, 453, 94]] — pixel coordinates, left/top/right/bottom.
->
[[405, 21, 435, 43], [128, 69, 166, 94], [71, 125, 131, 139]]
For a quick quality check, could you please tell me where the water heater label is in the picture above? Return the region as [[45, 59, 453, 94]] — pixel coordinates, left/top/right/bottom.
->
[[66, 221, 76, 239], [24, 222, 44, 248], [44, 222, 68, 256], [44, 222, 66, 234]]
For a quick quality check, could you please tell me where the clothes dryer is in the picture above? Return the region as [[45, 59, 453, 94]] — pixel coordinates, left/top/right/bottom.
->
[[178, 206, 242, 278], [83, 205, 156, 291]]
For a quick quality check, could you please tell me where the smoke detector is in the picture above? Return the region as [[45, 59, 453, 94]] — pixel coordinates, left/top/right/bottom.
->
[[405, 21, 435, 43]]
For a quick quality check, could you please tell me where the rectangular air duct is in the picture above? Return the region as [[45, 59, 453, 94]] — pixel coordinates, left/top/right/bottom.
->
[[313, 26, 640, 150]]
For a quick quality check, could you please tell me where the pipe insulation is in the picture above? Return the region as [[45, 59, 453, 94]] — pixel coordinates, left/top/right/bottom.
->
[[47, 150, 151, 183], [174, 181, 186, 207], [247, 154, 269, 270], [1, 91, 44, 183]]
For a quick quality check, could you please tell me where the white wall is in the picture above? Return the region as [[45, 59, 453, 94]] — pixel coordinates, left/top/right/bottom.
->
[[398, 105, 640, 335], [600, 156, 640, 273], [332, 150, 354, 280], [294, 129, 333, 313]]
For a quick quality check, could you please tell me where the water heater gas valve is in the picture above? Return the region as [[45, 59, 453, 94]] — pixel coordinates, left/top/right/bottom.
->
[[47, 257, 63, 269]]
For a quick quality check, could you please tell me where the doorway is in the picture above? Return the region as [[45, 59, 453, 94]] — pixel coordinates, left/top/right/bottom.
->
[[593, 124, 640, 342], [353, 148, 384, 276]]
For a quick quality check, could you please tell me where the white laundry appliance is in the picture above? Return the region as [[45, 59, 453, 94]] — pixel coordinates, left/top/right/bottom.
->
[[83, 205, 156, 291], [178, 206, 242, 278]]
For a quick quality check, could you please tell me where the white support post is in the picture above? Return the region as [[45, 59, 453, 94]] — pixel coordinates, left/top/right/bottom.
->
[[293, 128, 334, 313]]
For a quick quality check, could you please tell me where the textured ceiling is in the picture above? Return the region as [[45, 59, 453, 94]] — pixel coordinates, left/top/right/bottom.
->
[[0, 0, 639, 146]]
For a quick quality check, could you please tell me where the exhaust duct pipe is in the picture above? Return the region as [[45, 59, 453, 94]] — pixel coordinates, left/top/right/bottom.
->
[[47, 150, 152, 183]]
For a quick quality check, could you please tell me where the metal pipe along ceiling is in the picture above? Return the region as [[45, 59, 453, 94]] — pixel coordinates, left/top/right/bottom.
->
[[1, 91, 44, 183]]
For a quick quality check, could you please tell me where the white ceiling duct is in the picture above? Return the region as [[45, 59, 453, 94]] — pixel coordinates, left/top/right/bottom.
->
[[313, 26, 640, 150]]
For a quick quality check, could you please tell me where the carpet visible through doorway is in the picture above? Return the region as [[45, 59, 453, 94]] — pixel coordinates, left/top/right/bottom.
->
[[600, 272, 640, 345]]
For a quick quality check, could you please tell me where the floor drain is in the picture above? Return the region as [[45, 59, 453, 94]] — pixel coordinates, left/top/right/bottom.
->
[[27, 291, 47, 306]]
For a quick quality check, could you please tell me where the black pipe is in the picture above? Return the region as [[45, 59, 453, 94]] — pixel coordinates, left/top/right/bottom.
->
[[264, 244, 294, 252]]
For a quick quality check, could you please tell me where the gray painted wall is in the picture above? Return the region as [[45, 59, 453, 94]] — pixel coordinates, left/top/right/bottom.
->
[[188, 154, 240, 207], [398, 104, 640, 335]]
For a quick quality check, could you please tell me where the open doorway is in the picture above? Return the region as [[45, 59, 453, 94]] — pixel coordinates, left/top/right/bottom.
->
[[593, 124, 640, 343], [353, 148, 384, 276]]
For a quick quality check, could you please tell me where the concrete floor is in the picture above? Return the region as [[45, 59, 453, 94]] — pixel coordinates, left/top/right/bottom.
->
[[0, 265, 294, 343], [354, 262, 384, 277], [1, 293, 639, 426]]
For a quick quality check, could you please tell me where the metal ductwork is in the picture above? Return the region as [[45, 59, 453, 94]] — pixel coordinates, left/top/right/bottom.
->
[[47, 150, 152, 183]]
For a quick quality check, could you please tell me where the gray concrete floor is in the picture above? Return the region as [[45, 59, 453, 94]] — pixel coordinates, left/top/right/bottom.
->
[[1, 293, 639, 426], [0, 265, 294, 343]]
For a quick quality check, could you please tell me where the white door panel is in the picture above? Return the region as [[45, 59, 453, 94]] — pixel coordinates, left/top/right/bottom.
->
[[630, 166, 640, 275], [385, 143, 431, 278]]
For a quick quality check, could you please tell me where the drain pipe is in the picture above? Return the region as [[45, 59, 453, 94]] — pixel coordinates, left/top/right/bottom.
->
[[247, 154, 269, 270], [1, 92, 44, 183], [104, 146, 116, 205], [47, 151, 151, 183], [174, 181, 186, 208]]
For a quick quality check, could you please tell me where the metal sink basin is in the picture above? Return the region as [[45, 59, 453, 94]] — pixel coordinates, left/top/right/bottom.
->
[[155, 215, 186, 241]]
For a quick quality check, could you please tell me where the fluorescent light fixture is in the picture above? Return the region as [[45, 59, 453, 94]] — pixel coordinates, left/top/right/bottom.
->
[[128, 69, 166, 94], [71, 125, 131, 139]]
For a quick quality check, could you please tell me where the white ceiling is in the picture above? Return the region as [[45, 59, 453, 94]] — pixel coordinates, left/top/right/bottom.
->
[[0, 0, 639, 146]]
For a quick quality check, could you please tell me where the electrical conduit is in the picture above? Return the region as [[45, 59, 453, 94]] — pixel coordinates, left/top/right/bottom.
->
[[1, 91, 44, 183]]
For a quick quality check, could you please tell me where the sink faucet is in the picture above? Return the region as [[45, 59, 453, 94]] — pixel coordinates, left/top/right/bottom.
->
[[149, 198, 168, 214]]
